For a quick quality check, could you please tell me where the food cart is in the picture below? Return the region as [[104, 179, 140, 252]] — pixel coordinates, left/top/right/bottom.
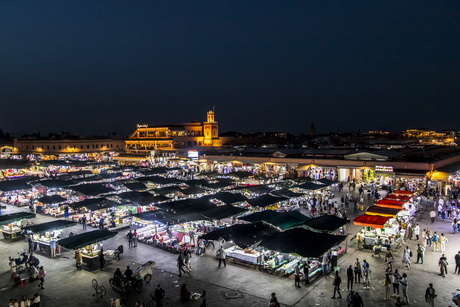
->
[[57, 229, 118, 269], [0, 212, 36, 241], [22, 220, 77, 256]]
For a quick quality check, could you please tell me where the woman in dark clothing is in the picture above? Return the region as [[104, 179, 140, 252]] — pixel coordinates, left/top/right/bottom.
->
[[180, 284, 192, 302], [99, 248, 105, 271]]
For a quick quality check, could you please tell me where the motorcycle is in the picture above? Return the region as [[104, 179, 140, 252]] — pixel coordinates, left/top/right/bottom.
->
[[109, 261, 155, 293]]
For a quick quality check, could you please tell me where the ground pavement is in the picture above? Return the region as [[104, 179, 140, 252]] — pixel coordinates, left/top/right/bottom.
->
[[0, 188, 459, 306]]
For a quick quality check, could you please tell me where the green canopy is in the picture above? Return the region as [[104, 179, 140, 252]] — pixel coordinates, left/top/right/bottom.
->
[[0, 212, 36, 226], [57, 229, 118, 249], [239, 210, 309, 230]]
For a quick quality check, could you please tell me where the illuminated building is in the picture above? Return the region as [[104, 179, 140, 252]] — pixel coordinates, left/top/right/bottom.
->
[[125, 110, 221, 152]]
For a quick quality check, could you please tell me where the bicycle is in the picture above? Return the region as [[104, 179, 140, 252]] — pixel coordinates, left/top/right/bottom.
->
[[92, 279, 106, 298], [146, 294, 173, 307]]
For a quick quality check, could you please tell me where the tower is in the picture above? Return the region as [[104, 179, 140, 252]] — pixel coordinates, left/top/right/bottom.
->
[[310, 123, 316, 135], [203, 109, 218, 145]]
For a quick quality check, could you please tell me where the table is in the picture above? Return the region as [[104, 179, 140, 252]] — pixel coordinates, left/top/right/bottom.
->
[[1, 230, 23, 241], [225, 247, 260, 264]]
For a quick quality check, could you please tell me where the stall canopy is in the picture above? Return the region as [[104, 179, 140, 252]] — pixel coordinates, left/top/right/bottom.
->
[[353, 214, 391, 229], [375, 199, 405, 209], [117, 191, 153, 200], [366, 206, 401, 218], [200, 205, 247, 220], [384, 195, 412, 202], [139, 168, 167, 176], [100, 172, 123, 179], [392, 190, 414, 196], [260, 228, 347, 257], [239, 210, 310, 230], [201, 182, 235, 190], [70, 183, 115, 196], [180, 187, 207, 196], [68, 198, 106, 210], [153, 186, 182, 195], [73, 175, 103, 183], [0, 180, 31, 192], [199, 222, 279, 248], [22, 220, 77, 233], [133, 211, 207, 225], [271, 188, 305, 198], [237, 185, 274, 195], [202, 192, 248, 204], [0, 212, 36, 225], [226, 171, 254, 179], [316, 178, 338, 186], [57, 229, 118, 249], [123, 182, 148, 191], [83, 200, 131, 212], [302, 215, 349, 232], [183, 179, 208, 187], [246, 194, 288, 208], [137, 176, 181, 185], [117, 191, 170, 205], [0, 159, 33, 170], [37, 195, 68, 205], [156, 199, 216, 214], [35, 179, 74, 189], [296, 182, 327, 190]]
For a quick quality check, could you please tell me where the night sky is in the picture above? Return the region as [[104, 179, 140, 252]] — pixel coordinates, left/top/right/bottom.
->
[[1, 1, 459, 136]]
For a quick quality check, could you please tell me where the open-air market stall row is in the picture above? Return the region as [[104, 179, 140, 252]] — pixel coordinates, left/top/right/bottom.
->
[[0, 212, 36, 241], [199, 221, 347, 282], [23, 220, 77, 256], [57, 229, 118, 268]]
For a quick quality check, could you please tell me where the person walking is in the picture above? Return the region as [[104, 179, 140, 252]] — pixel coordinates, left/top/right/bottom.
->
[[32, 294, 40, 307], [154, 285, 165, 307], [82, 215, 87, 230], [127, 230, 133, 249], [414, 223, 420, 241], [362, 262, 370, 290], [452, 219, 458, 234], [430, 210, 436, 224], [402, 247, 411, 270], [347, 265, 354, 291], [425, 283, 436, 307], [432, 232, 439, 252], [185, 250, 192, 272], [294, 262, 301, 288], [331, 271, 342, 299], [200, 290, 207, 307], [384, 272, 391, 300], [99, 248, 105, 271], [439, 254, 448, 277], [50, 237, 56, 258], [416, 243, 426, 264], [216, 246, 226, 268], [439, 233, 447, 253], [177, 252, 187, 276], [64, 205, 69, 218], [37, 266, 45, 289], [454, 251, 460, 275], [75, 250, 82, 270], [390, 269, 401, 297], [400, 273, 408, 304], [351, 292, 364, 307], [354, 258, 362, 284], [269, 293, 280, 307]]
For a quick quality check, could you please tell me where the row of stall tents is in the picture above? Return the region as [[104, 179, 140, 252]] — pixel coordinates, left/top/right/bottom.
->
[[199, 214, 349, 258], [353, 190, 415, 228]]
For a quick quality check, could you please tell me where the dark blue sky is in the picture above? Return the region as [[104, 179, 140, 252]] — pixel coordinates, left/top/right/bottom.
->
[[1, 1, 459, 136]]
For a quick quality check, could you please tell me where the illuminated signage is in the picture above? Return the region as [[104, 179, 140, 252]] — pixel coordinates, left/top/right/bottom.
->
[[137, 124, 148, 128], [375, 166, 393, 172], [188, 150, 199, 159]]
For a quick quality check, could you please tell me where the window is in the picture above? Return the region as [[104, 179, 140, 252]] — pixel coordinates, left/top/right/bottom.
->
[[96, 144, 98, 148], [81, 145, 83, 149], [47, 145, 49, 150], [53, 146, 55, 150], [107, 144, 109, 148], [22, 145, 23, 149], [111, 144, 113, 148], [87, 145, 89, 149], [93, 144, 95, 149], [116, 145, 118, 148], [59, 145, 61, 149], [26, 145, 29, 149], [32, 145, 34, 149]]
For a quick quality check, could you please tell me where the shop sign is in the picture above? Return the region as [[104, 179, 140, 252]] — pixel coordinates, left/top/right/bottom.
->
[[137, 124, 148, 128], [188, 150, 199, 159], [375, 166, 393, 172]]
